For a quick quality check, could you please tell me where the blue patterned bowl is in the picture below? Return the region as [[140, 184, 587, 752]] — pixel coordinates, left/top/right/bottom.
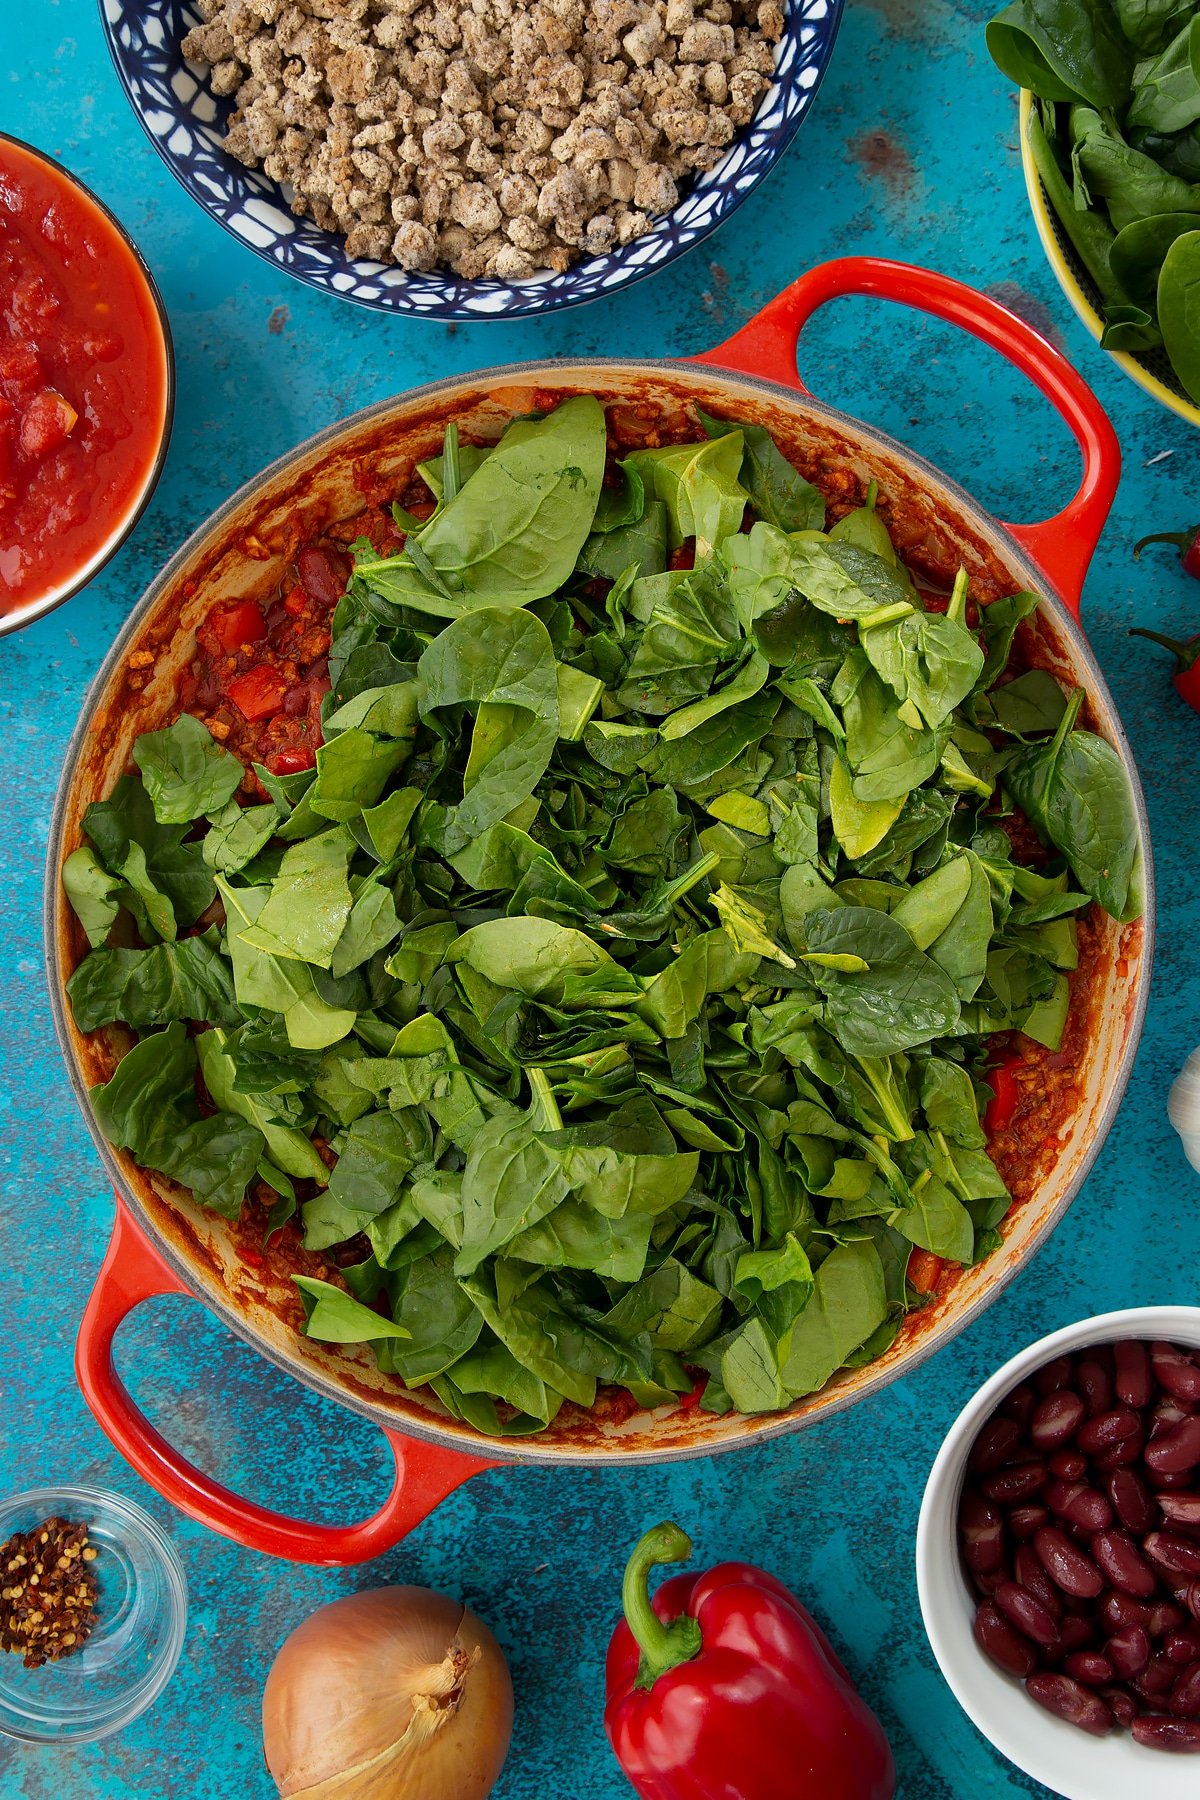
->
[[98, 0, 844, 319]]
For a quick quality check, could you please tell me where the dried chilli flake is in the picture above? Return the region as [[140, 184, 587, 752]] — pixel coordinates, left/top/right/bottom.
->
[[0, 1517, 98, 1669]]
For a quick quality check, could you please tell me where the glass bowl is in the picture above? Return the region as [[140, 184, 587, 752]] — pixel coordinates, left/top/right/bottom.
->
[[0, 1485, 187, 1743]]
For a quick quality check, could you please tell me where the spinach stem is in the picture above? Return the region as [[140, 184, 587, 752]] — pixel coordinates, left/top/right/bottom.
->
[[527, 1066, 563, 1132]]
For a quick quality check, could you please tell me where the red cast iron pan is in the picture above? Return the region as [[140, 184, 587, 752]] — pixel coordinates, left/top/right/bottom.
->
[[47, 258, 1152, 1563]]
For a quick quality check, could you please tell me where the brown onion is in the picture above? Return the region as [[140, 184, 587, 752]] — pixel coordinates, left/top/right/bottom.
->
[[262, 1586, 513, 1800]]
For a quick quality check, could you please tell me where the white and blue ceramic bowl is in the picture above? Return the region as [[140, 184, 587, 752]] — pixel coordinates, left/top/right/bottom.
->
[[98, 0, 844, 319]]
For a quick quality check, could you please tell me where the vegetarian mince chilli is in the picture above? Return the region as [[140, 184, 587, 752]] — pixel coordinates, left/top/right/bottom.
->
[[60, 389, 1143, 1442]]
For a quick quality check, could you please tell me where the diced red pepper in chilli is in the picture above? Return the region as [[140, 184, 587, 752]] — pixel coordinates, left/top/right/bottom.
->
[[267, 744, 316, 775], [211, 598, 267, 652], [227, 664, 288, 722], [985, 1061, 1021, 1134], [907, 1249, 944, 1294]]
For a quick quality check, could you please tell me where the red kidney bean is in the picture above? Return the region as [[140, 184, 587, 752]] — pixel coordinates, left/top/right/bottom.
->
[[995, 1581, 1061, 1648], [1034, 1526, 1105, 1599], [1152, 1343, 1200, 1406], [1112, 1339, 1152, 1410], [1160, 1494, 1200, 1529], [1178, 1582, 1200, 1624], [1077, 1358, 1114, 1416], [1002, 1382, 1036, 1429], [1048, 1450, 1087, 1481], [1062, 1650, 1114, 1687], [1015, 1544, 1063, 1616], [1132, 1714, 1200, 1750], [968, 1413, 1023, 1473], [1150, 1467, 1197, 1492], [297, 545, 350, 607], [1107, 1468, 1158, 1534], [973, 1601, 1037, 1678], [1102, 1591, 1153, 1631], [972, 1564, 1009, 1596], [1163, 1631, 1200, 1665], [1150, 1602, 1187, 1639], [1170, 1663, 1200, 1719], [1047, 1480, 1113, 1533], [1036, 1355, 1075, 1397], [1031, 1390, 1085, 1452], [1008, 1504, 1050, 1541], [1106, 1624, 1152, 1679], [1147, 1415, 1200, 1477], [1147, 1532, 1200, 1577], [983, 1463, 1047, 1505], [1077, 1407, 1142, 1455], [1025, 1672, 1114, 1735], [960, 1490, 1007, 1577], [1151, 1399, 1193, 1440], [1055, 1615, 1095, 1656], [1093, 1529, 1158, 1597], [1139, 1654, 1180, 1698], [1102, 1686, 1137, 1727], [1094, 1433, 1146, 1470]]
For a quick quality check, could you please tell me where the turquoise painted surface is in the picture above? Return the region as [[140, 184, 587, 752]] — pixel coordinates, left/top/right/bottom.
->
[[1, 2, 1198, 1795]]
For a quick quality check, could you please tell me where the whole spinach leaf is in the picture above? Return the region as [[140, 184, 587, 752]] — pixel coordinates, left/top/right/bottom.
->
[[354, 396, 607, 614], [1006, 690, 1142, 920], [697, 409, 825, 532], [132, 714, 244, 825], [67, 928, 239, 1032]]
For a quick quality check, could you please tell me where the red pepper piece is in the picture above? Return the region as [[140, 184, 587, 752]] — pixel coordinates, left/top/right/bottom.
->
[[1129, 626, 1200, 713], [984, 1057, 1021, 1134], [211, 598, 267, 652], [605, 1522, 895, 1800], [227, 664, 287, 722], [1135, 525, 1200, 581], [267, 745, 316, 775]]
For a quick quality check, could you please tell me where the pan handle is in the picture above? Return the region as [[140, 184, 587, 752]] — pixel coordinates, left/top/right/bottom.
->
[[75, 1196, 497, 1565], [691, 256, 1121, 619]]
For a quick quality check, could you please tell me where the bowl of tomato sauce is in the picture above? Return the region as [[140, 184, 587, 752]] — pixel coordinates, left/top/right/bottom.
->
[[0, 133, 174, 635]]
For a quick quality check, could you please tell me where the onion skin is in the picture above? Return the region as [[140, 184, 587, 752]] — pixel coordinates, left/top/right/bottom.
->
[[262, 1586, 513, 1800]]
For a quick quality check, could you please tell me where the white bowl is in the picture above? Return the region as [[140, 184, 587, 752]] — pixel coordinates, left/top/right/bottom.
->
[[916, 1306, 1200, 1800]]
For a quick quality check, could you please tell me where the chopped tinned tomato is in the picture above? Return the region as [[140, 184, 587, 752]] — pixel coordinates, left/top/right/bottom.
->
[[227, 664, 288, 722], [211, 598, 267, 652]]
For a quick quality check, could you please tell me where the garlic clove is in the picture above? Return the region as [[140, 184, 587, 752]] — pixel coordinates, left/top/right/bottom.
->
[[1167, 1048, 1200, 1174]]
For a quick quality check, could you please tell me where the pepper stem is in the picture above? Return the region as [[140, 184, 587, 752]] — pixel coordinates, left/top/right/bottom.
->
[[622, 1521, 703, 1690], [1129, 627, 1200, 673], [1133, 528, 1196, 559]]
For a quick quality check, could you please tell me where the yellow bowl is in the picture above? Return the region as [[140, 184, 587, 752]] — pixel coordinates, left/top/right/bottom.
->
[[1019, 89, 1200, 429]]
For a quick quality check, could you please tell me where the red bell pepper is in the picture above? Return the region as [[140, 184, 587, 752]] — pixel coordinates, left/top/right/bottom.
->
[[1129, 626, 1200, 714], [604, 1522, 896, 1800]]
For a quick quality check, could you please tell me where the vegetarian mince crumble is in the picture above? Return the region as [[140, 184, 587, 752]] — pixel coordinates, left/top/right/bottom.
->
[[182, 0, 784, 277]]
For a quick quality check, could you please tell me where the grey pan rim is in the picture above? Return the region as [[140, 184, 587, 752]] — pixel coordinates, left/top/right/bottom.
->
[[0, 129, 176, 638], [45, 353, 1156, 1468], [96, 0, 846, 321]]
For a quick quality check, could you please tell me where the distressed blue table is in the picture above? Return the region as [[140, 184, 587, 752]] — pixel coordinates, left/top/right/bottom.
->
[[3, 3, 1198, 1795]]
